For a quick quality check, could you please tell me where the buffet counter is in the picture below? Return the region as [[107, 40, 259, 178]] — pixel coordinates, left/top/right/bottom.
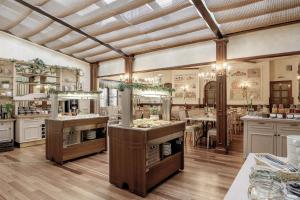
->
[[108, 120, 185, 197], [242, 116, 300, 158], [46, 115, 108, 164]]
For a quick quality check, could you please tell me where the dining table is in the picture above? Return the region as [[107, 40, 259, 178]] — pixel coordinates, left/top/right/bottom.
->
[[184, 116, 216, 145]]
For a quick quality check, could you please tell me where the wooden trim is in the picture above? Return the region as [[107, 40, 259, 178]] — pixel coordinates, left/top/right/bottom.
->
[[90, 63, 99, 113], [14, 0, 128, 57], [228, 50, 300, 62], [191, 0, 223, 39], [125, 56, 134, 83], [215, 38, 228, 154], [226, 19, 300, 38]]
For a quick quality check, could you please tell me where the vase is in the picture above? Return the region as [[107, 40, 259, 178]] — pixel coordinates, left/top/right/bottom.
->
[[120, 88, 133, 127]]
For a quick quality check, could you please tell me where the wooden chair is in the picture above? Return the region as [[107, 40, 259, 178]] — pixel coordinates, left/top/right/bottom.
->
[[178, 110, 202, 146], [207, 128, 217, 149]]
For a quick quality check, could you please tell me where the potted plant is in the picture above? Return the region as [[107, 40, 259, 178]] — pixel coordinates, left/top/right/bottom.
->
[[4, 103, 14, 119], [150, 106, 159, 120]]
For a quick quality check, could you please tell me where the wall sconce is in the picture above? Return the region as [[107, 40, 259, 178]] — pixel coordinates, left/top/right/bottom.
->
[[240, 81, 249, 104]]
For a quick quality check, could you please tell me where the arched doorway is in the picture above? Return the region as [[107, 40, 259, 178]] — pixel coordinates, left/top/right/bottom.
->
[[204, 81, 217, 106]]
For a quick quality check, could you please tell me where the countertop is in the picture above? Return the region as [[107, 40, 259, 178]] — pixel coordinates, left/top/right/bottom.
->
[[49, 115, 108, 121], [0, 119, 15, 122], [224, 154, 287, 200], [15, 114, 51, 119], [241, 115, 300, 123], [108, 121, 185, 131]]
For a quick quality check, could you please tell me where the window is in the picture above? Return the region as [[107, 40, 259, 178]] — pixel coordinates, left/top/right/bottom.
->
[[204, 81, 216, 106], [270, 81, 293, 108]]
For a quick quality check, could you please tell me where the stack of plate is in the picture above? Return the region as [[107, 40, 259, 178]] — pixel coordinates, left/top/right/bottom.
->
[[86, 131, 96, 140]]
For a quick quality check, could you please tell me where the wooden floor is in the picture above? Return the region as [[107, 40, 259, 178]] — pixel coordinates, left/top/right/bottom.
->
[[0, 135, 244, 200]]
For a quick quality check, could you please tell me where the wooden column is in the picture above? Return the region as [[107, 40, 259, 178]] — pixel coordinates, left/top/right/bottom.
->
[[90, 62, 99, 113], [215, 39, 228, 154], [125, 56, 134, 83]]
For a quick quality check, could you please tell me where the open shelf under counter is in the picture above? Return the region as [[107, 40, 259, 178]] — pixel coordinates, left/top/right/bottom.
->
[[46, 116, 109, 164], [108, 121, 185, 197]]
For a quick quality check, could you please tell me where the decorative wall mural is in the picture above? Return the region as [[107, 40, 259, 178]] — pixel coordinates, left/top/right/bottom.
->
[[247, 68, 261, 78], [173, 71, 198, 100], [229, 67, 262, 101]]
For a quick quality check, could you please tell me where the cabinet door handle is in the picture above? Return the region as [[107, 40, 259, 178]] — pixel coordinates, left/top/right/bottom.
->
[[290, 124, 298, 127], [258, 122, 265, 125]]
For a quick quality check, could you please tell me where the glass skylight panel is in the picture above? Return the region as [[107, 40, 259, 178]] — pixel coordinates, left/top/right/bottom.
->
[[77, 4, 100, 16], [103, 0, 117, 4], [134, 17, 166, 32], [155, 0, 173, 8], [60, 39, 97, 54], [97, 16, 117, 26], [121, 4, 153, 22]]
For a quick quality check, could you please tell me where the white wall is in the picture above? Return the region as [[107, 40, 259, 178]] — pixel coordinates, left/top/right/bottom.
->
[[228, 23, 300, 59], [98, 58, 125, 77], [97, 41, 216, 76], [133, 41, 216, 71], [270, 56, 300, 104], [0, 31, 91, 110]]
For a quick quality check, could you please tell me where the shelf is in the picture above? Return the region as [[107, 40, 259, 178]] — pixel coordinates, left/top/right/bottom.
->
[[0, 75, 13, 78], [16, 73, 60, 78], [0, 88, 13, 90], [148, 151, 182, 172], [0, 96, 13, 99], [16, 81, 60, 86]]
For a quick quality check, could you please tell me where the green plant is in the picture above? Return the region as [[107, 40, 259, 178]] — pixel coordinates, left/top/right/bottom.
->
[[117, 82, 175, 94], [4, 103, 13, 117], [30, 58, 47, 74], [150, 106, 159, 115]]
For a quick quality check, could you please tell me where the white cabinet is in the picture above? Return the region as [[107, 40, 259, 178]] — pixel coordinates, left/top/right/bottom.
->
[[243, 117, 300, 158], [15, 118, 46, 144], [248, 132, 276, 155], [0, 120, 14, 142]]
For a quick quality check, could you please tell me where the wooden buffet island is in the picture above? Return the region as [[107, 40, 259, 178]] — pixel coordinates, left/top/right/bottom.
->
[[46, 116, 108, 164], [108, 121, 185, 197]]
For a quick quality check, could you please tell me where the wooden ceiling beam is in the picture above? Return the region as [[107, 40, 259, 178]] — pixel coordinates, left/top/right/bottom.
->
[[191, 0, 223, 39], [14, 0, 128, 57]]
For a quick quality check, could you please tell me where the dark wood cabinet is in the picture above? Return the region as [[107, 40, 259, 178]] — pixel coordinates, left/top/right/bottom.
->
[[269, 81, 293, 108], [46, 117, 108, 164], [108, 122, 185, 197]]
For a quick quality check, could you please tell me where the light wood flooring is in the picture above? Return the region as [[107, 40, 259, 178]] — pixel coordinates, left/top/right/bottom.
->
[[0, 135, 244, 200]]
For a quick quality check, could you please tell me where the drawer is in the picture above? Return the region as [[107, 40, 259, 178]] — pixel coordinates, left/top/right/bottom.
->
[[0, 122, 12, 128], [248, 121, 276, 132], [277, 123, 300, 134], [0, 128, 12, 142]]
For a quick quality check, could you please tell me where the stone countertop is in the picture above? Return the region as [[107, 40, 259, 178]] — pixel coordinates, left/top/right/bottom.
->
[[241, 115, 300, 123], [0, 118, 15, 122], [108, 121, 185, 131], [15, 114, 51, 119]]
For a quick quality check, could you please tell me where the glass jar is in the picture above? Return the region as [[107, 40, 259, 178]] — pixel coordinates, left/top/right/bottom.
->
[[272, 104, 278, 114]]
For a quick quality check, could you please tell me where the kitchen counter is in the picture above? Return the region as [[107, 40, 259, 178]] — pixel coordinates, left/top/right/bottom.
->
[[108, 121, 185, 197], [46, 116, 109, 164], [241, 115, 300, 123], [0, 118, 15, 122], [108, 121, 183, 131], [15, 114, 50, 119], [241, 115, 300, 158]]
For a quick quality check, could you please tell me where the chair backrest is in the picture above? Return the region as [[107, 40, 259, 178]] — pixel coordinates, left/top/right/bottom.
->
[[178, 110, 187, 121]]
